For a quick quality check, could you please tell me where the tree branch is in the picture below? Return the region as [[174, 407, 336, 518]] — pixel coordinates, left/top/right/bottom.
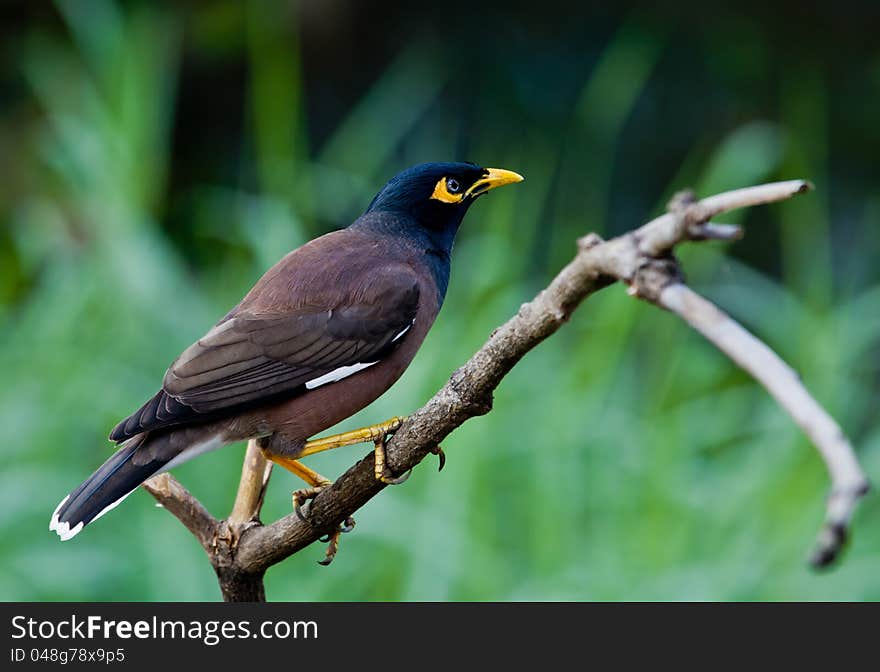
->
[[654, 283, 869, 567], [142, 473, 218, 555], [144, 443, 273, 601], [143, 179, 870, 600]]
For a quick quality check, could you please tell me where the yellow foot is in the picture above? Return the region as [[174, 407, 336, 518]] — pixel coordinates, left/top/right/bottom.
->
[[291, 481, 331, 523], [263, 454, 354, 567], [372, 429, 446, 483], [317, 517, 355, 566], [261, 417, 447, 562], [373, 431, 412, 485], [291, 480, 356, 567], [297, 415, 419, 486], [299, 416, 407, 458]]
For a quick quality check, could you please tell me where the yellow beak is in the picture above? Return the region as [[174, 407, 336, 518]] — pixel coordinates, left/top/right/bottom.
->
[[466, 167, 525, 197]]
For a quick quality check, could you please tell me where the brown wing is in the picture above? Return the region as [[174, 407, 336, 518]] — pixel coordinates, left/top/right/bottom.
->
[[110, 263, 420, 442]]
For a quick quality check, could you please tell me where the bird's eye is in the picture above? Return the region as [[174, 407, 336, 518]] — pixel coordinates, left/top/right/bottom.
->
[[446, 178, 461, 194]]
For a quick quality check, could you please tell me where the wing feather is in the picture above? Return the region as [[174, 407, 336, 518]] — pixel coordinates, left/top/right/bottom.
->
[[109, 262, 420, 442]]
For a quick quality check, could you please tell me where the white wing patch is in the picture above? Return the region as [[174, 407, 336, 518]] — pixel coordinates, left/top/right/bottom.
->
[[391, 321, 413, 343], [304, 320, 414, 390], [305, 361, 378, 390]]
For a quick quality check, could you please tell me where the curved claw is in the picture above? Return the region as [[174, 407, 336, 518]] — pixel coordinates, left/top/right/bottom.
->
[[431, 445, 446, 472], [316, 515, 355, 561], [373, 432, 413, 485], [293, 495, 311, 525], [318, 529, 342, 566], [381, 468, 412, 486], [292, 485, 325, 526]]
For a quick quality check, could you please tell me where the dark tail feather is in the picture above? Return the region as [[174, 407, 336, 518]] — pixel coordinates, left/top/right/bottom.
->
[[50, 434, 169, 541]]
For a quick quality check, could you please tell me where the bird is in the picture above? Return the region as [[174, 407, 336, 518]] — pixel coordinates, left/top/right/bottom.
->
[[50, 162, 523, 561]]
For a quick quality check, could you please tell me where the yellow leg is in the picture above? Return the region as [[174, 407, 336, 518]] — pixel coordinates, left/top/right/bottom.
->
[[266, 454, 332, 488], [256, 415, 444, 564], [298, 416, 406, 458], [260, 454, 353, 566], [299, 415, 415, 485], [299, 415, 446, 484]]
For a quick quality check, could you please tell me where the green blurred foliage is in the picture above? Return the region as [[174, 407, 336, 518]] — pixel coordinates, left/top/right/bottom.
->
[[1, 0, 879, 601]]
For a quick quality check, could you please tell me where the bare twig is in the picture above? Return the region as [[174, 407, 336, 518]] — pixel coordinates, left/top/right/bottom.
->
[[142, 473, 218, 554], [142, 178, 869, 600], [655, 284, 869, 567]]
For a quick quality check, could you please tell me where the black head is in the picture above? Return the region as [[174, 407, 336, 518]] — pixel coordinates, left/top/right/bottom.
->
[[361, 162, 523, 253]]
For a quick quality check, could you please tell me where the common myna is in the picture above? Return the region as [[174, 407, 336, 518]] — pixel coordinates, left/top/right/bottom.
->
[[50, 162, 523, 558]]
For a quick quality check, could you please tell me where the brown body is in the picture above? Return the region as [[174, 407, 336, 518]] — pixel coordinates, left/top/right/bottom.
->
[[127, 223, 441, 469], [200, 230, 439, 455], [50, 161, 522, 540]]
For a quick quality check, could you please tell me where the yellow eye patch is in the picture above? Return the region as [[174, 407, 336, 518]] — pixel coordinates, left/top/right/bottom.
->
[[430, 177, 465, 204]]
